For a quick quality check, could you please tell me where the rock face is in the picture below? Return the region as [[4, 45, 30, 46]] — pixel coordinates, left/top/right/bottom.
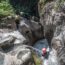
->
[[0, 46, 35, 65], [0, 16, 44, 45], [38, 1, 65, 65], [0, 30, 29, 52], [0, 16, 16, 29], [52, 30, 65, 65], [0, 30, 28, 45], [19, 17, 44, 45], [0, 52, 5, 65], [4, 47, 33, 65], [39, 2, 56, 46], [39, 1, 65, 46], [0, 29, 35, 65]]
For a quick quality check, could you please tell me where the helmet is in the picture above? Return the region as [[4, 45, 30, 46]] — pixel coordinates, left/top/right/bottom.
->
[[42, 48, 47, 55]]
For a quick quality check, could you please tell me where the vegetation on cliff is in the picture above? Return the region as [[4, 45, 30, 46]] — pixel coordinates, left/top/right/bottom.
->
[[0, 0, 65, 17], [0, 0, 39, 18], [32, 52, 42, 65], [0, 0, 15, 17], [9, 0, 38, 16]]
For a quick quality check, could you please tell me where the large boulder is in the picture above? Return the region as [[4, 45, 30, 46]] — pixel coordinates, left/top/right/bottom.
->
[[0, 46, 35, 65], [39, 1, 65, 46], [0, 29, 35, 65], [38, 1, 65, 64], [0, 30, 29, 52], [4, 47, 34, 65], [39, 2, 56, 46], [0, 16, 16, 29], [52, 30, 65, 65], [0, 52, 5, 65], [19, 17, 44, 45]]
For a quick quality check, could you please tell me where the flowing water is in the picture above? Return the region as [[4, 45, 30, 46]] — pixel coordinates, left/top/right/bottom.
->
[[22, 39, 59, 65], [33, 39, 59, 65]]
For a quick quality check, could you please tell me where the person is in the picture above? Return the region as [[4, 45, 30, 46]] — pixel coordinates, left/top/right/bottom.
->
[[42, 48, 47, 56], [41, 48, 50, 65]]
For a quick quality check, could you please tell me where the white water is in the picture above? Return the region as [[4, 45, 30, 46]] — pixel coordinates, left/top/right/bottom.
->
[[34, 39, 59, 65], [22, 39, 59, 65]]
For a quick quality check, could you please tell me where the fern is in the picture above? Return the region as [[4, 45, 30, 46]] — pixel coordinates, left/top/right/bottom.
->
[[0, 0, 15, 17]]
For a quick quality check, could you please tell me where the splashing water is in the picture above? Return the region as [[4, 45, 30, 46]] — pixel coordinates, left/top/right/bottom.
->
[[42, 49, 59, 65], [33, 39, 59, 65], [22, 39, 59, 65]]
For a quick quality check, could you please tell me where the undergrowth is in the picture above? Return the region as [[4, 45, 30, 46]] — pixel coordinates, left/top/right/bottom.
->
[[0, 0, 15, 17]]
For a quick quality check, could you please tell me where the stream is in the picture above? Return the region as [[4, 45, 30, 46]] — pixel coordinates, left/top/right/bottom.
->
[[34, 39, 59, 65]]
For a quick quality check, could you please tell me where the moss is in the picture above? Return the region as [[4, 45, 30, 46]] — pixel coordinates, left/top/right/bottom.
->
[[32, 52, 42, 65]]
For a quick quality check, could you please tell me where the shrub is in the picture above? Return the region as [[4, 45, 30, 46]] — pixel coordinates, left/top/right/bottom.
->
[[0, 0, 15, 17]]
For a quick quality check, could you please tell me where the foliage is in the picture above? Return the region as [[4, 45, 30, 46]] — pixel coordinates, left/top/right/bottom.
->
[[0, 0, 39, 17], [54, 0, 65, 11], [0, 0, 15, 17], [32, 52, 42, 65], [9, 0, 39, 16]]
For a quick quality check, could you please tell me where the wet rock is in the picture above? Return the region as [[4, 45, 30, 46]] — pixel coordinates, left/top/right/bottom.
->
[[30, 20, 44, 39], [0, 30, 29, 52], [52, 30, 65, 65], [0, 46, 35, 65], [39, 2, 55, 46], [0, 36, 15, 52], [39, 1, 65, 47], [19, 17, 44, 44], [0, 52, 5, 65], [0, 16, 16, 29], [0, 29, 35, 65], [41, 49, 59, 65], [38, 1, 65, 64]]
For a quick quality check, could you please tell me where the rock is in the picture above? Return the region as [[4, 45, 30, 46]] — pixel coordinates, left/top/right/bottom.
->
[[31, 16, 39, 22], [0, 30, 29, 52], [30, 20, 43, 39], [0, 36, 15, 52], [19, 17, 44, 44], [39, 1, 65, 47], [0, 52, 5, 65], [19, 18, 33, 45], [52, 30, 65, 65], [38, 1, 65, 64], [0, 29, 35, 65], [0, 41, 35, 65], [9, 31, 28, 45], [39, 2, 55, 46], [3, 46, 35, 65], [0, 16, 16, 30]]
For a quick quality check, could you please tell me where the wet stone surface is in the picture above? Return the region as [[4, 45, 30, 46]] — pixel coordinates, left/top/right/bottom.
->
[[0, 53, 4, 65]]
